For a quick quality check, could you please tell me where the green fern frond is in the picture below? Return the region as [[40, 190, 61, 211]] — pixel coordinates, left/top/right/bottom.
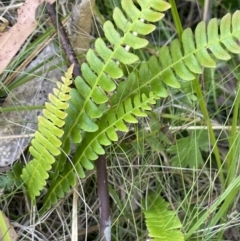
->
[[42, 92, 157, 211], [52, 0, 170, 176], [111, 10, 240, 104], [65, 0, 170, 141], [20, 65, 73, 200], [144, 195, 184, 241]]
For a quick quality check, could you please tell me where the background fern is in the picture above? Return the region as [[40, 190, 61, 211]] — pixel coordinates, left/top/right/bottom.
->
[[42, 92, 157, 210], [143, 194, 184, 241]]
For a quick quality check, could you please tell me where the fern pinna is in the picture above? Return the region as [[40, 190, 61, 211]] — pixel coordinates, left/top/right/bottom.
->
[[20, 65, 73, 200]]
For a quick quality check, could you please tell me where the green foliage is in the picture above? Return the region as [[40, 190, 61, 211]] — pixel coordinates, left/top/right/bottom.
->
[[0, 211, 13, 241], [143, 194, 184, 241], [0, 163, 24, 191], [0, 175, 14, 190], [16, 0, 240, 222], [20, 65, 73, 200]]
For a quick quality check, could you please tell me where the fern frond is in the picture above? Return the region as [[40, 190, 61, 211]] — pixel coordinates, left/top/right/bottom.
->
[[66, 0, 170, 141], [20, 65, 73, 200], [111, 10, 240, 104], [144, 195, 184, 241], [42, 92, 157, 211], [53, 0, 170, 175]]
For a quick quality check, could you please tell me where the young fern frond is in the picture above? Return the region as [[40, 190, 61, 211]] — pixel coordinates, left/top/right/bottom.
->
[[52, 0, 171, 176], [143, 195, 184, 241], [111, 10, 240, 104], [42, 92, 157, 211], [20, 65, 73, 200]]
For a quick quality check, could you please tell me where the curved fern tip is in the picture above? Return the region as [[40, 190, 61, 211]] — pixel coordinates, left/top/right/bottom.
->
[[67, 64, 74, 78]]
